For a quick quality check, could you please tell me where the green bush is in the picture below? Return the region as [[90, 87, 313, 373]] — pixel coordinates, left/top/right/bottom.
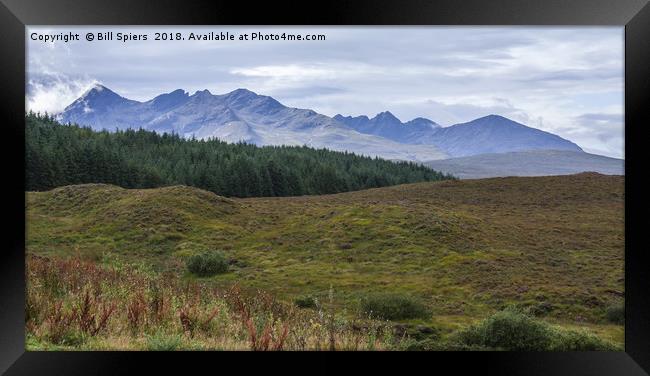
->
[[456, 308, 553, 351], [294, 295, 318, 309], [360, 294, 429, 320], [551, 329, 619, 351], [455, 308, 618, 351], [186, 251, 229, 277], [605, 303, 624, 324]]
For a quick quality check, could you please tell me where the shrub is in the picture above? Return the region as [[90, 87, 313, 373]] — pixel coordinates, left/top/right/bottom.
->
[[456, 308, 554, 351], [605, 303, 624, 324], [294, 295, 318, 309], [186, 251, 229, 277], [455, 308, 618, 351], [360, 294, 429, 320], [551, 328, 619, 351]]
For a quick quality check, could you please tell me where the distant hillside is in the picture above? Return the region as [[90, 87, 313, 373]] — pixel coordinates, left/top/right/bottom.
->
[[26, 113, 452, 197], [423, 150, 624, 179]]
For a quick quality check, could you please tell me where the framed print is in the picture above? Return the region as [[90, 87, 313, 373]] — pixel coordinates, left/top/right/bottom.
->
[[1, 0, 649, 374]]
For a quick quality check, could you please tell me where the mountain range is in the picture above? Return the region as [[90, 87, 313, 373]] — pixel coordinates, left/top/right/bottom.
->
[[59, 85, 448, 161], [333, 112, 583, 158], [57, 84, 622, 177]]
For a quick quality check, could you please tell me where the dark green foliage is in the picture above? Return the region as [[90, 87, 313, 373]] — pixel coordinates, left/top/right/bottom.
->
[[294, 295, 318, 309], [551, 329, 619, 351], [360, 294, 429, 320], [186, 251, 229, 277], [25, 113, 454, 197], [605, 303, 624, 324], [456, 308, 553, 351], [455, 307, 618, 351]]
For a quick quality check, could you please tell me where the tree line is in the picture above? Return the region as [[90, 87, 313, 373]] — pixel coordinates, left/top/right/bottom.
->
[[26, 112, 454, 197]]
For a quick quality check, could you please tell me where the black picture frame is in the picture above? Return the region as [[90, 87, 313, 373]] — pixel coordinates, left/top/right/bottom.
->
[[1, 0, 648, 374]]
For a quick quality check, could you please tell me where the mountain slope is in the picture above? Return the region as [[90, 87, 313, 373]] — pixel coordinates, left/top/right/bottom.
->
[[424, 150, 623, 179], [59, 85, 447, 161], [60, 85, 142, 130]]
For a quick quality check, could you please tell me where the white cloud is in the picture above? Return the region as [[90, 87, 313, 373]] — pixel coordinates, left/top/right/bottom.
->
[[26, 72, 99, 114], [231, 64, 334, 79]]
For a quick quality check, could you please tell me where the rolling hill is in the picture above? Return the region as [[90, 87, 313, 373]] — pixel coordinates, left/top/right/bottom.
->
[[26, 173, 624, 345]]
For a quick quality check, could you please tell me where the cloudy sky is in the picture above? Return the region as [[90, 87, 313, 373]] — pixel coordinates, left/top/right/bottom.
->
[[26, 26, 624, 158]]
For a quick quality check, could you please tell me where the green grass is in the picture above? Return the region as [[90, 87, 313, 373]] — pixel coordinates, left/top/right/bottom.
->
[[26, 173, 625, 349]]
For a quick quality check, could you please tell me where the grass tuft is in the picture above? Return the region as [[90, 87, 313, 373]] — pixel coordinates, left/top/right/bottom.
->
[[360, 294, 429, 321]]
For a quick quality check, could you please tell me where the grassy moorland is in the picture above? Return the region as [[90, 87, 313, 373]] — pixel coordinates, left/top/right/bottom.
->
[[26, 173, 624, 350]]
